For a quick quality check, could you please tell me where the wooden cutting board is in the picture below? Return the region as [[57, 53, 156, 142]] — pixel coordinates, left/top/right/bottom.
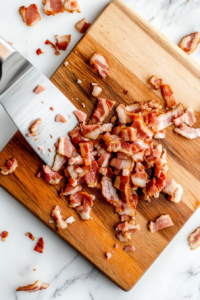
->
[[1, 0, 200, 291]]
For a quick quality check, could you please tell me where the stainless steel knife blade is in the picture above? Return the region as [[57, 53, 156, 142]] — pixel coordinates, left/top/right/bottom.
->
[[0, 37, 78, 167]]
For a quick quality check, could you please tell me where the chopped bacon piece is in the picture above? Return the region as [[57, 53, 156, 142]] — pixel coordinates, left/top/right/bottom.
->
[[99, 167, 108, 176], [188, 227, 200, 250], [152, 144, 162, 158], [105, 252, 112, 259], [19, 4, 41, 26], [79, 143, 91, 166], [75, 204, 91, 220], [36, 48, 44, 55], [116, 104, 131, 124], [69, 191, 94, 208], [101, 175, 121, 206], [185, 107, 196, 126], [42, 165, 63, 185], [90, 98, 115, 124], [110, 157, 132, 170], [131, 117, 153, 141], [149, 215, 173, 233], [0, 231, 8, 241], [39, 146, 45, 154], [119, 127, 136, 142], [0, 158, 18, 175], [25, 232, 35, 241], [68, 177, 84, 187], [92, 86, 102, 97], [45, 40, 60, 56], [61, 184, 82, 197], [57, 137, 75, 158], [90, 52, 109, 78], [117, 152, 128, 160], [117, 231, 131, 243], [149, 75, 162, 90], [16, 280, 49, 293], [124, 245, 135, 252], [160, 85, 176, 109], [114, 176, 136, 217], [131, 172, 147, 188], [43, 0, 64, 15], [34, 85, 46, 94], [114, 243, 118, 248], [82, 123, 113, 139], [52, 154, 67, 171], [123, 90, 128, 94], [135, 162, 145, 173], [115, 220, 140, 233], [152, 104, 184, 132], [179, 32, 200, 55], [29, 118, 42, 137], [153, 130, 166, 139], [55, 114, 67, 123], [97, 152, 111, 167], [84, 161, 99, 187], [34, 238, 44, 253], [174, 124, 200, 139], [74, 110, 87, 123], [50, 107, 54, 111], [51, 205, 67, 231], [75, 18, 91, 33], [64, 0, 80, 13], [147, 178, 159, 198], [69, 126, 88, 144], [55, 35, 71, 51]]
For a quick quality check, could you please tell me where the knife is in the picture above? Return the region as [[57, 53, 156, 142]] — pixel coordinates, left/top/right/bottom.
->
[[0, 37, 77, 167]]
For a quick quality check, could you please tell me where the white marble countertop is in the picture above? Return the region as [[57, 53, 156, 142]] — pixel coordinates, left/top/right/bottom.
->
[[1, 0, 200, 299]]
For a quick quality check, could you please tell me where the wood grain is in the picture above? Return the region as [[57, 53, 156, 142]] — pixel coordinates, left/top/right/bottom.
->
[[1, 0, 200, 291]]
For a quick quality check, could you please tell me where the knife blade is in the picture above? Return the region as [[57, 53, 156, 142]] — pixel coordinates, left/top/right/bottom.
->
[[0, 37, 77, 167]]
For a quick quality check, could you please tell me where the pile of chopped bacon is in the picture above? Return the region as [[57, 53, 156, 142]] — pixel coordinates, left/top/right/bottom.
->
[[0, 158, 18, 175], [16, 280, 49, 293]]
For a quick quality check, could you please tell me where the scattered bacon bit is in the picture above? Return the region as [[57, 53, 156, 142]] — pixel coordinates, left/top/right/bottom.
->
[[19, 4, 41, 26], [51, 205, 67, 231], [43, 165, 63, 185], [66, 216, 75, 224], [33, 269, 36, 271], [45, 40, 60, 56], [117, 231, 131, 242], [64, 0, 80, 13], [0, 158, 18, 175], [0, 231, 8, 241], [81, 103, 85, 108], [160, 85, 176, 109], [55, 35, 71, 51], [149, 215, 173, 233], [34, 238, 44, 253], [25, 232, 35, 241], [36, 48, 44, 55], [114, 244, 118, 249], [43, 0, 64, 16], [179, 32, 200, 55], [50, 134, 54, 138], [105, 252, 112, 259], [29, 118, 42, 137], [92, 86, 102, 97], [50, 107, 54, 111], [124, 245, 135, 252], [34, 85, 45, 94], [90, 52, 109, 78], [16, 280, 49, 293], [174, 124, 200, 139], [48, 148, 54, 152], [55, 114, 67, 123], [75, 18, 91, 33], [38, 146, 45, 154], [75, 204, 91, 220], [188, 227, 200, 250], [74, 110, 87, 123], [123, 90, 128, 94], [149, 75, 162, 90]]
